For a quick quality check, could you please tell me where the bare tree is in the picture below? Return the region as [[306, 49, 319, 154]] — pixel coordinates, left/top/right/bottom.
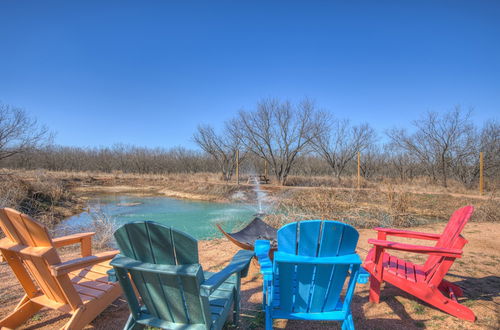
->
[[451, 120, 500, 187], [385, 147, 419, 182], [0, 103, 51, 160], [480, 121, 500, 180], [312, 118, 376, 182], [193, 124, 245, 181], [387, 107, 474, 187], [359, 145, 384, 179], [234, 98, 326, 185]]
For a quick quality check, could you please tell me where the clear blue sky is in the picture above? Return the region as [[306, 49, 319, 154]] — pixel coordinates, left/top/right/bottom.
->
[[1, 1, 499, 149]]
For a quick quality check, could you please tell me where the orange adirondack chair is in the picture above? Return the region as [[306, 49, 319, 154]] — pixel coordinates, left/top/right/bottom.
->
[[363, 205, 475, 321], [0, 208, 121, 329]]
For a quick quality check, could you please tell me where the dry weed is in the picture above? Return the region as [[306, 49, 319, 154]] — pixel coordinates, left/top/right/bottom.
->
[[88, 205, 117, 249]]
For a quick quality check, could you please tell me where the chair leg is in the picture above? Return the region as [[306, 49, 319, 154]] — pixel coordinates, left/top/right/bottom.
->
[[426, 289, 475, 322], [439, 280, 464, 297], [264, 310, 272, 330], [233, 287, 240, 325], [124, 314, 144, 330], [0, 298, 42, 329], [369, 275, 381, 303], [342, 313, 355, 330]]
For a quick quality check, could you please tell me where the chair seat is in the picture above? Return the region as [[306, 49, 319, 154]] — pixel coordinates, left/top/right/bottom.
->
[[365, 248, 426, 283], [69, 260, 119, 304]]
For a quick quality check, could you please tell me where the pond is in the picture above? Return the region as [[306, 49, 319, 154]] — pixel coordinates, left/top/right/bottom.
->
[[58, 195, 257, 240]]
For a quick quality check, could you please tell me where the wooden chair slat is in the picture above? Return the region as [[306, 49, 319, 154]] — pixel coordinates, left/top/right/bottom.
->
[[73, 284, 107, 299], [130, 269, 161, 318], [298, 221, 321, 257], [309, 263, 333, 313], [0, 248, 38, 298], [318, 222, 344, 257], [295, 221, 321, 312], [18, 212, 53, 247], [323, 263, 350, 311], [70, 276, 114, 292], [180, 269, 209, 324], [310, 221, 345, 313], [172, 229, 198, 264], [277, 262, 295, 313], [277, 222, 298, 254], [158, 274, 189, 324], [126, 222, 157, 263], [0, 209, 25, 244], [145, 221, 176, 265]]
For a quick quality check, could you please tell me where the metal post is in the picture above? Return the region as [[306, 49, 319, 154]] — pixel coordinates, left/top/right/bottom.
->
[[236, 149, 239, 185], [357, 151, 361, 189], [479, 151, 484, 195]]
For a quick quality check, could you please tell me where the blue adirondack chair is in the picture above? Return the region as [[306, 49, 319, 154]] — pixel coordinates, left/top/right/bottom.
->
[[110, 221, 254, 329], [255, 220, 362, 330]]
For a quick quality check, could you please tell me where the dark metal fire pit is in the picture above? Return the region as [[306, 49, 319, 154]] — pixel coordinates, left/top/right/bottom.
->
[[216, 216, 277, 257]]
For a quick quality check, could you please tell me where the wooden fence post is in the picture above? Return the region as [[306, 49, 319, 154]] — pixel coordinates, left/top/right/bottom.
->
[[236, 149, 239, 185], [479, 151, 484, 195], [357, 151, 361, 190]]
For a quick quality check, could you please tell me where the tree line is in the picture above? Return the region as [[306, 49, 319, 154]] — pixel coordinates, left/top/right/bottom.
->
[[0, 101, 498, 188], [193, 98, 499, 187]]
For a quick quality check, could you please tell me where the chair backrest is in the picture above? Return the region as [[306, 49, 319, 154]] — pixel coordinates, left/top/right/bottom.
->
[[114, 221, 211, 327], [0, 208, 81, 307], [275, 220, 359, 313], [423, 205, 474, 275]]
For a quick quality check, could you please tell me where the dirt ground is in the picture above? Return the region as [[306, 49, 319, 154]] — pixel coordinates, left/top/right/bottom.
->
[[0, 222, 498, 330]]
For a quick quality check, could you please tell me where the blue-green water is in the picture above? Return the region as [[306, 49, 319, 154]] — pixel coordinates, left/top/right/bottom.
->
[[58, 195, 257, 239]]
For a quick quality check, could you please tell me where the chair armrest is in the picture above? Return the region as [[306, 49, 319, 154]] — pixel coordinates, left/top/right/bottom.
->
[[50, 250, 119, 276], [374, 227, 441, 240], [368, 239, 462, 258], [111, 255, 201, 275], [53, 232, 95, 247], [200, 250, 254, 296], [255, 240, 273, 276], [53, 232, 95, 257], [274, 251, 362, 265]]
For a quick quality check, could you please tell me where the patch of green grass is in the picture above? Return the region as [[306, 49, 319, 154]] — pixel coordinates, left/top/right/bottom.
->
[[415, 321, 425, 328], [413, 303, 426, 315], [247, 311, 265, 329], [462, 300, 476, 307], [432, 315, 446, 321], [30, 313, 43, 322], [465, 230, 480, 234]]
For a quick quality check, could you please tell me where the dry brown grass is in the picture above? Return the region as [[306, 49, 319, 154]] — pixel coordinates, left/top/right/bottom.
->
[[0, 169, 83, 230], [265, 185, 499, 229], [2, 169, 498, 230]]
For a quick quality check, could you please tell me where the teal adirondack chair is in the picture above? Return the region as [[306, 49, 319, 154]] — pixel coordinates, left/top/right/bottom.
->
[[255, 220, 363, 330], [110, 221, 254, 329]]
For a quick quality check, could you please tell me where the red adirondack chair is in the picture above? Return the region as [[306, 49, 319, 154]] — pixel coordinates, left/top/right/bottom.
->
[[363, 205, 475, 321]]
